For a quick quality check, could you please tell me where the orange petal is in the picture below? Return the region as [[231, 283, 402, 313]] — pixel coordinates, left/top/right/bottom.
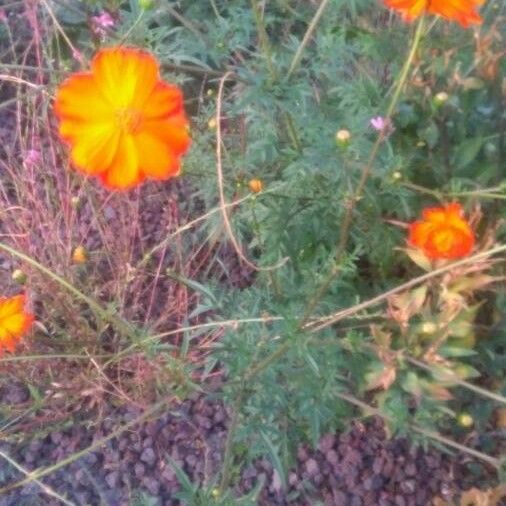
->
[[91, 47, 159, 109], [142, 116, 191, 156], [142, 82, 184, 119], [421, 206, 448, 223], [133, 131, 180, 180], [54, 73, 114, 122], [68, 122, 120, 175], [100, 134, 142, 190], [0, 295, 25, 320]]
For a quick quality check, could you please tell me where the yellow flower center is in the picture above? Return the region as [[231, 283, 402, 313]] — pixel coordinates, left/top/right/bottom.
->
[[116, 108, 142, 134]]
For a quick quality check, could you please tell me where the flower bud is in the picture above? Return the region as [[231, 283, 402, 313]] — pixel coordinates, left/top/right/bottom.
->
[[248, 178, 263, 193], [433, 92, 449, 107], [456, 412, 474, 428], [208, 117, 217, 130], [335, 129, 351, 148], [138, 0, 154, 9], [72, 246, 88, 264], [70, 196, 81, 209], [421, 322, 437, 335], [12, 269, 27, 285], [392, 171, 402, 181]]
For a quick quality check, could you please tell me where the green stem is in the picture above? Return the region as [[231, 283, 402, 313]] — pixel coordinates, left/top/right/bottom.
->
[[250, 0, 277, 82], [287, 0, 332, 79], [0, 242, 134, 338], [302, 16, 426, 322], [218, 394, 243, 492], [0, 400, 168, 494]]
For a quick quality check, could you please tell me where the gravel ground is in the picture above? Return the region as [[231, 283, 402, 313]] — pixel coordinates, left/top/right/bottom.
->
[[0, 393, 499, 506]]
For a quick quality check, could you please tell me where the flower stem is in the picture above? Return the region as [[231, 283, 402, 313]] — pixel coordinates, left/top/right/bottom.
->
[[302, 16, 426, 322], [287, 0, 332, 79], [0, 242, 134, 338]]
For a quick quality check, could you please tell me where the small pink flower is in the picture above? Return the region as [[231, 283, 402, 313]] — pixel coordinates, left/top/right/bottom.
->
[[91, 12, 115, 36], [369, 116, 394, 136], [0, 9, 7, 23], [24, 149, 41, 167]]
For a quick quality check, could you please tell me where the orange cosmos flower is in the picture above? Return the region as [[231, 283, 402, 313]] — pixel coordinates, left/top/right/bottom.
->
[[0, 294, 34, 354], [382, 0, 483, 27], [408, 203, 475, 260], [54, 47, 191, 190]]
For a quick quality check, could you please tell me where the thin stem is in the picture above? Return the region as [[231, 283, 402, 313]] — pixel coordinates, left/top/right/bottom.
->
[[118, 9, 145, 45], [405, 356, 506, 405], [218, 394, 243, 492], [0, 400, 169, 494], [287, 0, 332, 79], [301, 16, 426, 321], [250, 0, 277, 82], [335, 392, 500, 468], [240, 244, 506, 382], [0, 452, 77, 506], [0, 242, 134, 338]]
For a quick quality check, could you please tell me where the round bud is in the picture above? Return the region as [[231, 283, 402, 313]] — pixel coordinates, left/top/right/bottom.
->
[[248, 178, 264, 193], [421, 322, 437, 335], [12, 269, 27, 285], [433, 92, 450, 109], [208, 117, 217, 130], [456, 413, 474, 428], [138, 0, 154, 9], [72, 246, 88, 264], [335, 129, 351, 148]]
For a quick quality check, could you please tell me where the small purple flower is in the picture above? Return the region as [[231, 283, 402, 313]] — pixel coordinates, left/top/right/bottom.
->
[[370, 116, 386, 131], [91, 12, 115, 36], [369, 116, 394, 137]]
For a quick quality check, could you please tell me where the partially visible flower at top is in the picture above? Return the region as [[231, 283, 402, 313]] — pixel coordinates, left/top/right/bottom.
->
[[382, 0, 483, 28], [370, 116, 394, 137], [91, 12, 115, 36], [408, 203, 475, 260], [24, 148, 41, 167], [54, 47, 191, 190], [0, 294, 34, 354]]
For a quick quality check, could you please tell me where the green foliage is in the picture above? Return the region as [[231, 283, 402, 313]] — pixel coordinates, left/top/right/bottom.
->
[[6, 0, 504, 500]]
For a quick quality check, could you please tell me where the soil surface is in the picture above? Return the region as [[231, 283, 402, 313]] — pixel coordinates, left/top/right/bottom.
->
[[0, 393, 499, 506]]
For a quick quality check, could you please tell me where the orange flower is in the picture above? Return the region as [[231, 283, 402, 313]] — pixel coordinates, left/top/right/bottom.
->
[[54, 47, 191, 190], [408, 203, 475, 260], [382, 0, 483, 27], [0, 294, 34, 354]]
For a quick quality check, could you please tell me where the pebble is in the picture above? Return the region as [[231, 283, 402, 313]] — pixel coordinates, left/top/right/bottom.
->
[[140, 447, 156, 466]]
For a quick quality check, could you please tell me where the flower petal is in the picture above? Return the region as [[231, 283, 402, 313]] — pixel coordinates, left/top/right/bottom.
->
[[100, 134, 142, 189], [133, 131, 181, 180], [69, 122, 120, 175], [54, 74, 113, 122], [91, 47, 159, 109], [142, 82, 185, 119], [0, 295, 25, 320], [142, 116, 191, 156]]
